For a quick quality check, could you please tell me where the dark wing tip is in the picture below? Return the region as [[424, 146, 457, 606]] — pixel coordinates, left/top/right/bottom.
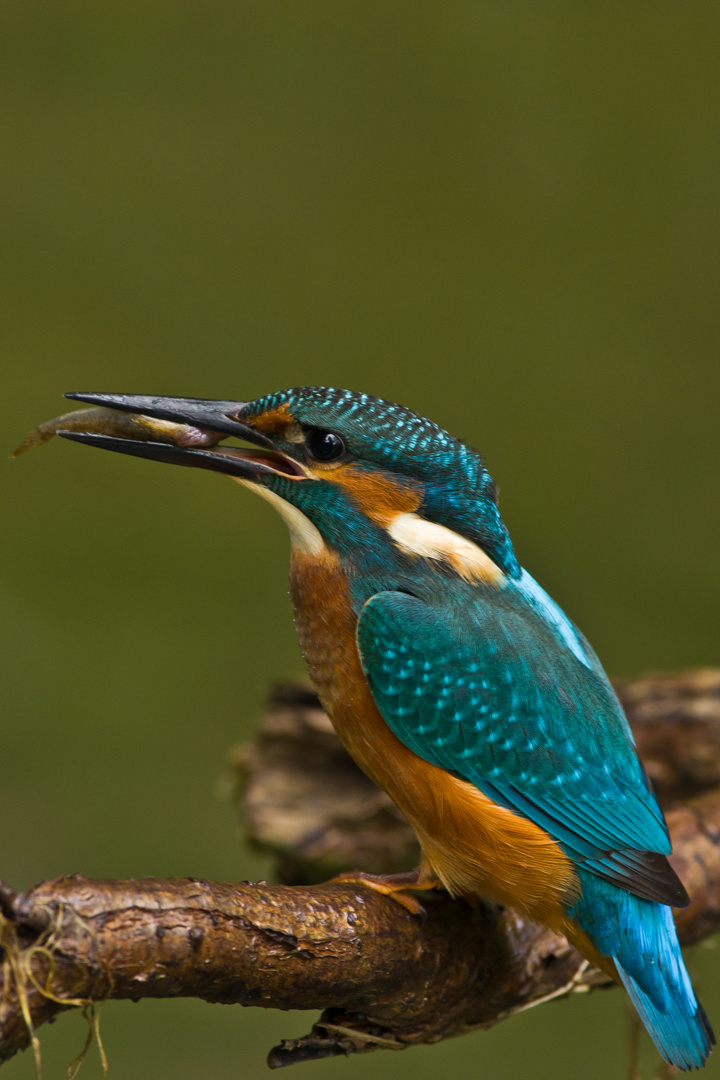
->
[[584, 849, 691, 908]]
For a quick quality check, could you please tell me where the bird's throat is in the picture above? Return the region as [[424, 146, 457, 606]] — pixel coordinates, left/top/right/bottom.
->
[[233, 478, 326, 556]]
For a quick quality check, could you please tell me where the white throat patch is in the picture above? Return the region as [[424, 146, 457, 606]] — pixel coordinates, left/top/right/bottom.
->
[[233, 478, 325, 556], [387, 512, 504, 585]]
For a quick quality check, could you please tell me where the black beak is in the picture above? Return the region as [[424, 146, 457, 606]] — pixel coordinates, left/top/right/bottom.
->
[[64, 392, 263, 442], [58, 393, 305, 480]]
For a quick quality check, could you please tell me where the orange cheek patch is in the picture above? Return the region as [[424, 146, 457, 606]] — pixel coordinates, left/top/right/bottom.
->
[[324, 465, 422, 527]]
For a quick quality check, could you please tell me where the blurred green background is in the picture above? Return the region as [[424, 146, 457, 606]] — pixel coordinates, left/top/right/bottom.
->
[[2, 2, 719, 1077]]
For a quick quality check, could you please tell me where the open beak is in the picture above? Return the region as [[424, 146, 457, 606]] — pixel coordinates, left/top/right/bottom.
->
[[57, 392, 306, 480]]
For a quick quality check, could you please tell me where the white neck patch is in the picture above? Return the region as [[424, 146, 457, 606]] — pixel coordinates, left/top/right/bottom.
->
[[233, 478, 325, 556], [387, 512, 504, 585]]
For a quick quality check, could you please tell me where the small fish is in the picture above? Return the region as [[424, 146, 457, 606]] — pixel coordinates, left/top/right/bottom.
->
[[13, 406, 223, 458]]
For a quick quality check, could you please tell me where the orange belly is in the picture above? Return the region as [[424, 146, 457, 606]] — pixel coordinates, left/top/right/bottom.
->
[[289, 551, 581, 938]]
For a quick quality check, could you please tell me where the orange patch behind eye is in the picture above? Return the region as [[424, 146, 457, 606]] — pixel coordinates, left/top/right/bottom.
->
[[325, 465, 422, 526]]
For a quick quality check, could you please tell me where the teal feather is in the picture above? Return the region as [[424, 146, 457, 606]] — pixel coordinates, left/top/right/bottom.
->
[[356, 585, 711, 1068], [571, 872, 714, 1069], [357, 587, 673, 874]]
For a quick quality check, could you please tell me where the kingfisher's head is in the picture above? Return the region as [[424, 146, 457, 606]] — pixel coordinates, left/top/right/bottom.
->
[[61, 387, 519, 582]]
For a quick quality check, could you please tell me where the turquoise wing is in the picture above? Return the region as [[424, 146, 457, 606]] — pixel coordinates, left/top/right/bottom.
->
[[356, 588, 687, 906]]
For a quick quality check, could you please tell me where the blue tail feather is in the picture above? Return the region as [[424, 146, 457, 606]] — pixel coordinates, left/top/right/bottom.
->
[[616, 962, 714, 1071], [571, 870, 714, 1070]]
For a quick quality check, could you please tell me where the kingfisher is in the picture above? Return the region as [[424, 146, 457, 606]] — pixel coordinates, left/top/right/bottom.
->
[[52, 386, 712, 1070]]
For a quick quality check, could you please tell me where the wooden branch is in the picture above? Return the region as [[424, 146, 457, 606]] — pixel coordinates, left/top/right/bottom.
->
[[0, 875, 577, 1065], [617, 669, 720, 803], [2, 669, 720, 1068]]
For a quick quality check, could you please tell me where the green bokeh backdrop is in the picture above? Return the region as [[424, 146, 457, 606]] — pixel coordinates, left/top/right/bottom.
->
[[2, 3, 719, 1077]]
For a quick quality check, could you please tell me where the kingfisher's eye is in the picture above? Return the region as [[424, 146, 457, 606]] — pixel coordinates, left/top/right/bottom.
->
[[304, 429, 346, 462]]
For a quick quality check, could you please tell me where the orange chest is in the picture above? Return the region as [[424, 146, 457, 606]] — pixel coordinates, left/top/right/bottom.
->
[[288, 552, 358, 708], [288, 553, 435, 806], [288, 552, 389, 783]]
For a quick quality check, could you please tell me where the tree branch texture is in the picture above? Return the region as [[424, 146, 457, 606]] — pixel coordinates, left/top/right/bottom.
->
[[1, 669, 719, 1067]]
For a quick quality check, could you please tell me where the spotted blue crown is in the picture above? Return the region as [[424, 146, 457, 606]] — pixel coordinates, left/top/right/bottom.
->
[[244, 387, 520, 575]]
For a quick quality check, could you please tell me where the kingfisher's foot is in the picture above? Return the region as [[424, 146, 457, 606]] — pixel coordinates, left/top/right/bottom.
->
[[328, 868, 440, 917]]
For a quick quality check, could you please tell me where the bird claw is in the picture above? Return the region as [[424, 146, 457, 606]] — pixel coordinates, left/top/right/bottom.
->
[[328, 868, 439, 919]]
